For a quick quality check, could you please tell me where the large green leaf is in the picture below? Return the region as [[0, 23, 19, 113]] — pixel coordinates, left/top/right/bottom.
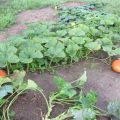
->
[[11, 70, 26, 87], [79, 90, 97, 108], [53, 76, 76, 98], [85, 42, 101, 51], [69, 28, 86, 36], [111, 48, 120, 56], [0, 77, 11, 87], [26, 79, 38, 90], [0, 85, 13, 99], [97, 38, 112, 45], [8, 36, 26, 47], [0, 43, 19, 66], [19, 48, 43, 63], [45, 38, 58, 48], [71, 108, 96, 120], [20, 40, 43, 51], [66, 43, 79, 58], [100, 19, 114, 25], [45, 42, 65, 58], [56, 30, 67, 37], [19, 50, 33, 63], [32, 51, 43, 58], [78, 24, 89, 32], [72, 37, 85, 45], [7, 53, 19, 63]]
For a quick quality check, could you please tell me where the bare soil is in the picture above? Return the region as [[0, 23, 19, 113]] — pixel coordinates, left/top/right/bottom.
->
[[63, 1, 86, 7], [12, 59, 120, 120]]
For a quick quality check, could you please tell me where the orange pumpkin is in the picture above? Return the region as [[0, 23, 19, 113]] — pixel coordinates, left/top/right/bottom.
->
[[0, 70, 7, 77], [112, 60, 120, 73]]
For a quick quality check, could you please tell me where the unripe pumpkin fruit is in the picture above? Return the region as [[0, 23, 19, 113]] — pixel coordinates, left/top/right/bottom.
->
[[0, 70, 7, 77], [112, 60, 120, 73]]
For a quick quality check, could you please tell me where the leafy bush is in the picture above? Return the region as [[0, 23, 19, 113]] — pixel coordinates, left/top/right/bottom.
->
[[58, 6, 120, 56]]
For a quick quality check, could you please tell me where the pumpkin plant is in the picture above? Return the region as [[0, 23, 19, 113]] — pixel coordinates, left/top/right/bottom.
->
[[41, 72, 120, 120], [0, 43, 19, 75], [0, 70, 42, 120], [0, 6, 120, 73], [0, 70, 120, 120]]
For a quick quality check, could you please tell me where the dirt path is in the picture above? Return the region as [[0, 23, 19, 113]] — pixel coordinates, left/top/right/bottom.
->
[[0, 7, 58, 42], [12, 59, 119, 120], [0, 2, 86, 41]]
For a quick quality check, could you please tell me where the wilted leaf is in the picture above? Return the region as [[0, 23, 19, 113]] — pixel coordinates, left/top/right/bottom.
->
[[74, 71, 87, 88], [12, 70, 26, 87], [26, 80, 38, 90]]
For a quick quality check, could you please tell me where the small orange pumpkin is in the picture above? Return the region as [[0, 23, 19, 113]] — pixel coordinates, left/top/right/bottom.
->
[[112, 60, 120, 73], [0, 70, 7, 77]]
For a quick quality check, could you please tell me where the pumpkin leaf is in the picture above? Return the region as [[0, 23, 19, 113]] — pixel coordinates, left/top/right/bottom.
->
[[0, 85, 13, 99], [107, 101, 120, 119], [0, 77, 11, 87], [72, 37, 85, 45], [53, 76, 76, 98], [69, 28, 86, 37], [26, 79, 38, 90], [66, 43, 79, 58], [0, 43, 19, 66], [74, 71, 87, 88], [56, 30, 67, 37], [79, 90, 97, 108], [11, 70, 26, 88], [19, 48, 43, 63], [85, 42, 101, 51], [71, 108, 96, 120]]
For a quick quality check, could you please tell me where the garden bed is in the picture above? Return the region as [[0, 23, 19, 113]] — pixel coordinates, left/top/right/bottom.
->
[[0, 1, 120, 120], [11, 59, 120, 120]]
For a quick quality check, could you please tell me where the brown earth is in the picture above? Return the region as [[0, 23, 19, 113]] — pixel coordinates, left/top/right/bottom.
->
[[12, 59, 120, 120]]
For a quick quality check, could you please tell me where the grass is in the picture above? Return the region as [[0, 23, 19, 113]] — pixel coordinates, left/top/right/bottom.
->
[[0, 0, 82, 31], [82, 0, 120, 15], [0, 0, 120, 31]]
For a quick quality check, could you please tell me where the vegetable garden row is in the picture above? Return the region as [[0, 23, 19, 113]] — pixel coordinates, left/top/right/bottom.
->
[[0, 4, 120, 120]]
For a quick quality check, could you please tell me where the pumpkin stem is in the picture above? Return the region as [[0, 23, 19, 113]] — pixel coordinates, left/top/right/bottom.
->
[[6, 62, 10, 76], [26, 63, 29, 73]]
